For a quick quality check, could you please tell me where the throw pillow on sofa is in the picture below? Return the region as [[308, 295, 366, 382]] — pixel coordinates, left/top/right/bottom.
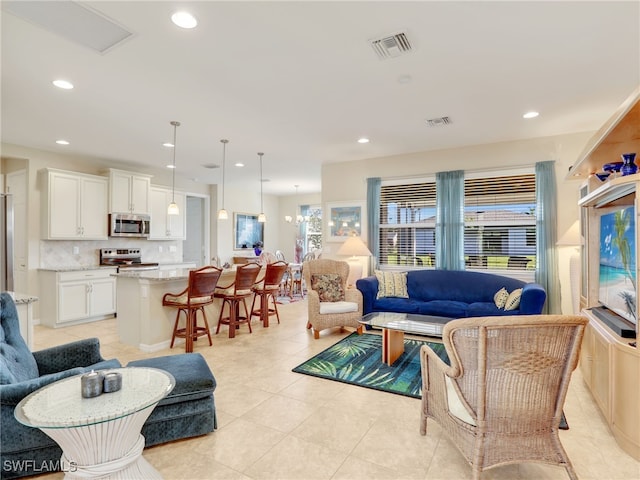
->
[[504, 288, 523, 311], [311, 274, 345, 302], [494, 287, 509, 309], [375, 271, 409, 299]]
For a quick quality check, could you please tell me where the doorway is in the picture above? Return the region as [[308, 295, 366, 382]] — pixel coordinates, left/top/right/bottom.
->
[[183, 195, 208, 267]]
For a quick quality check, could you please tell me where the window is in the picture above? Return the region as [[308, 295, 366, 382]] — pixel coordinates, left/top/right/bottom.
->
[[301, 205, 322, 255], [376, 170, 536, 273], [379, 180, 436, 267], [464, 173, 536, 270]]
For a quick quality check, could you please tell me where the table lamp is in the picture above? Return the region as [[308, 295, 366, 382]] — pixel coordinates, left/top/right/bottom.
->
[[337, 235, 372, 286]]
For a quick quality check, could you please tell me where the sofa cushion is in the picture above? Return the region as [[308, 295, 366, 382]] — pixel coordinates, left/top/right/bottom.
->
[[127, 353, 216, 406], [417, 300, 468, 318], [467, 302, 515, 317], [311, 274, 345, 302], [374, 297, 422, 314], [0, 293, 39, 385], [504, 288, 523, 311], [375, 271, 409, 299]]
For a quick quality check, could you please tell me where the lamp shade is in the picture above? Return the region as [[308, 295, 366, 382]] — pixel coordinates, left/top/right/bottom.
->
[[557, 220, 581, 246], [337, 236, 372, 257]]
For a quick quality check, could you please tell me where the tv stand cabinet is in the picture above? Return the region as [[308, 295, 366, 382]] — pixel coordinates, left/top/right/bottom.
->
[[571, 86, 640, 461]]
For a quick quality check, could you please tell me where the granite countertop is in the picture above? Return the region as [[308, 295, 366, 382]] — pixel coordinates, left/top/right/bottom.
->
[[6, 292, 39, 304], [113, 268, 194, 281], [38, 265, 118, 272]]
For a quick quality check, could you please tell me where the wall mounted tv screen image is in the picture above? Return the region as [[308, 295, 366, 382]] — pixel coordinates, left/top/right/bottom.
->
[[599, 205, 637, 325]]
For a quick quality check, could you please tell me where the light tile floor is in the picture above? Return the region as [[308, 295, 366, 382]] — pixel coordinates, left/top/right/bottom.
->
[[30, 300, 640, 480]]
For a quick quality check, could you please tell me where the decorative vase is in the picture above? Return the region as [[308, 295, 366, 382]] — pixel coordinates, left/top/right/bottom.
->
[[254, 247, 262, 257], [620, 153, 637, 176]]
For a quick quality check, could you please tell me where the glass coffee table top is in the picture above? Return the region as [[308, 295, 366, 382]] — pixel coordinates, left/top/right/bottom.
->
[[360, 311, 450, 337]]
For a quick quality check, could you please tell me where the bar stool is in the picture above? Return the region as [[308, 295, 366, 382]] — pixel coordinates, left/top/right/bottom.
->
[[250, 261, 288, 327], [162, 266, 222, 353], [214, 263, 261, 338]]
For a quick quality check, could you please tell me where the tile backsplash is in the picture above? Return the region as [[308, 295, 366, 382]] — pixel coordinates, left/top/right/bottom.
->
[[40, 239, 183, 268]]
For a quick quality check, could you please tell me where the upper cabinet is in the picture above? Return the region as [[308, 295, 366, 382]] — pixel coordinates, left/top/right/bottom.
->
[[41, 169, 108, 240], [149, 186, 186, 240], [107, 169, 152, 215], [567, 86, 640, 181]]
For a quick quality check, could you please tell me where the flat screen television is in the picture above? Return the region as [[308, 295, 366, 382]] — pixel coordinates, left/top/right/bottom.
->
[[599, 205, 637, 325]]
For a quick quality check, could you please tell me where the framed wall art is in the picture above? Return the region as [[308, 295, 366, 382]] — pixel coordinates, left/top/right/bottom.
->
[[327, 202, 366, 241], [234, 213, 264, 250]]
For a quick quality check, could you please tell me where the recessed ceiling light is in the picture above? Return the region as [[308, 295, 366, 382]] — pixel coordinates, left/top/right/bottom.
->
[[55, 139, 69, 145], [52, 80, 73, 90], [235, 163, 244, 167], [523, 111, 539, 119], [358, 138, 370, 144], [166, 164, 176, 169], [163, 142, 174, 148], [171, 11, 197, 29]]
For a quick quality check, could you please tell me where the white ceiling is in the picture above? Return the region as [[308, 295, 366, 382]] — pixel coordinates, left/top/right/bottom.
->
[[2, 1, 639, 195]]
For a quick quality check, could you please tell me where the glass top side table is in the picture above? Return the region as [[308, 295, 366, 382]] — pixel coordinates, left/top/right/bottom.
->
[[15, 367, 175, 479]]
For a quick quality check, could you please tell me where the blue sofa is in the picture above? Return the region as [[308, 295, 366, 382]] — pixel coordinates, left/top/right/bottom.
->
[[356, 269, 546, 318], [0, 292, 217, 479]]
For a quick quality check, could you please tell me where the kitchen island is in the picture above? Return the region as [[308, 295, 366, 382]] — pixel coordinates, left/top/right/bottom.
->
[[114, 267, 258, 352]]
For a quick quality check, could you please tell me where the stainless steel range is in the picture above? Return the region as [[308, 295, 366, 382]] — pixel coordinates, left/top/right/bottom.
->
[[99, 248, 159, 271]]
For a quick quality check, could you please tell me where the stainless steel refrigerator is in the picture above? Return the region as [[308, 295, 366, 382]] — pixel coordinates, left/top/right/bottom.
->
[[1, 193, 15, 291]]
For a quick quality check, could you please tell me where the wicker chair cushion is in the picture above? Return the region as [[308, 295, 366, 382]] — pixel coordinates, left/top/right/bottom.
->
[[319, 301, 358, 315], [375, 271, 409, 299], [215, 287, 252, 296], [164, 293, 212, 305], [504, 288, 523, 310], [445, 376, 476, 426], [311, 274, 345, 302], [493, 287, 509, 309]]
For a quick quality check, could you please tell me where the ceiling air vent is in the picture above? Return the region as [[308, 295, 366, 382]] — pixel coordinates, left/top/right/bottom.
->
[[425, 117, 452, 127], [369, 32, 412, 60], [202, 163, 220, 169]]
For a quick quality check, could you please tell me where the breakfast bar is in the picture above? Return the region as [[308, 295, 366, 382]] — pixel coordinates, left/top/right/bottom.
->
[[114, 266, 263, 351]]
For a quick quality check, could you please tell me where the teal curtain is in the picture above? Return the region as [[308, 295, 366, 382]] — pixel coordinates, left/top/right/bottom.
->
[[367, 177, 381, 272], [535, 161, 560, 314], [436, 170, 465, 270]]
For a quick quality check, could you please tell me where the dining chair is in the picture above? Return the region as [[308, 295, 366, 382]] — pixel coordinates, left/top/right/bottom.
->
[[162, 266, 223, 353], [214, 263, 261, 338], [250, 261, 288, 327]]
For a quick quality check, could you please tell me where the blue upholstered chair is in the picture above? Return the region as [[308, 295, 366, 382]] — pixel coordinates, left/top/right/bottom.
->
[[0, 292, 121, 479], [0, 292, 218, 479]]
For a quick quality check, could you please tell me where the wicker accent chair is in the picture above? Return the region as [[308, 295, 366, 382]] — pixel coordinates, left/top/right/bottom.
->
[[420, 314, 587, 480], [303, 259, 364, 339]]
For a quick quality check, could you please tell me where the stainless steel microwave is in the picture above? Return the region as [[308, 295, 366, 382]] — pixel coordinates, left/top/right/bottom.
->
[[109, 213, 150, 238]]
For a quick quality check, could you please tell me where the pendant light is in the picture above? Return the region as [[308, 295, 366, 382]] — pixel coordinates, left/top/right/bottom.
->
[[218, 139, 229, 220], [284, 185, 307, 225], [167, 121, 180, 216], [257, 152, 266, 223]]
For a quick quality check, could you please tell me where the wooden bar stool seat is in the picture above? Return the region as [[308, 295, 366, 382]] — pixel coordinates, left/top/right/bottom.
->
[[251, 261, 288, 327], [215, 263, 261, 338], [162, 266, 222, 353]]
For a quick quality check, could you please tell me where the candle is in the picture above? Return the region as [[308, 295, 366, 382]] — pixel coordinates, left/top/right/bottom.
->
[[81, 370, 103, 398], [103, 372, 122, 393]]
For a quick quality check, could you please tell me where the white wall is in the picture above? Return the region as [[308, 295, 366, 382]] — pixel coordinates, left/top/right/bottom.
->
[[320, 132, 594, 314]]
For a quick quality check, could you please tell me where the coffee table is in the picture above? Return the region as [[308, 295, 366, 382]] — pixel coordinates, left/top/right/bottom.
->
[[359, 312, 450, 366], [15, 367, 174, 479]]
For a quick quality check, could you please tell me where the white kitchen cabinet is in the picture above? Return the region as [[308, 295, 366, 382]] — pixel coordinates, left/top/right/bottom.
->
[[41, 169, 108, 240], [150, 186, 185, 240], [39, 268, 117, 327], [42, 169, 108, 239], [108, 169, 151, 215]]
